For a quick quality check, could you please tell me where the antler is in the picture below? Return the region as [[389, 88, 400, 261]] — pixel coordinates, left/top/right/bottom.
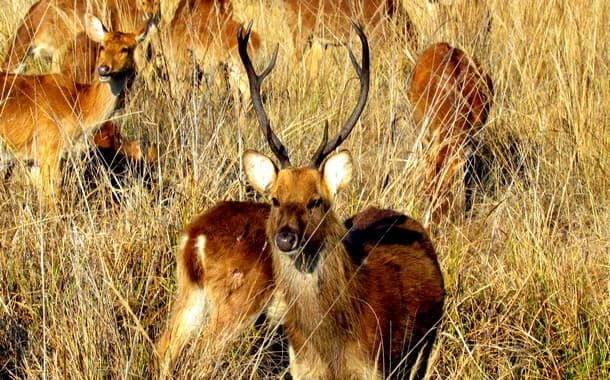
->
[[310, 21, 370, 168], [237, 22, 290, 168]]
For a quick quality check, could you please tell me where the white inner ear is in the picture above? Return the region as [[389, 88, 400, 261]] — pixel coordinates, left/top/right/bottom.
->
[[322, 151, 352, 197], [85, 14, 105, 43], [243, 150, 277, 194]]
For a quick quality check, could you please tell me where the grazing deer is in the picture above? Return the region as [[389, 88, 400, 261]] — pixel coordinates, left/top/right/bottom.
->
[[0, 13, 153, 201], [239, 22, 445, 379], [157, 201, 276, 371], [2, 0, 158, 73], [409, 42, 493, 224]]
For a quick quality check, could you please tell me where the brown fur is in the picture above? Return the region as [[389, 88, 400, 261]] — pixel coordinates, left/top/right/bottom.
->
[[0, 14, 152, 202], [158, 0, 260, 97], [410, 42, 493, 223], [157, 201, 275, 370], [284, 0, 395, 37], [250, 159, 445, 379], [283, 0, 406, 77], [93, 121, 143, 161], [82, 121, 156, 203], [167, 0, 256, 63], [61, 32, 100, 84], [1, 0, 157, 73]]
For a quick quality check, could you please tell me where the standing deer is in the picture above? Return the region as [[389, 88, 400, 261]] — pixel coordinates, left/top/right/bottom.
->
[[156, 0, 259, 99], [283, 0, 417, 79], [410, 42, 493, 224], [0, 13, 153, 201], [2, 0, 158, 73], [239, 22, 445, 379]]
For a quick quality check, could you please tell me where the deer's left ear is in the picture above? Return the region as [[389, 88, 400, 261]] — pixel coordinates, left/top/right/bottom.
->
[[321, 150, 352, 197]]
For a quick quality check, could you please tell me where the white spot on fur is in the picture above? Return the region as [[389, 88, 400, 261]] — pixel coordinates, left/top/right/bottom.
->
[[195, 235, 206, 267]]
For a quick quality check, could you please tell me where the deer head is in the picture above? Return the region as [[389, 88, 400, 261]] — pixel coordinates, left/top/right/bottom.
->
[[85, 13, 152, 86], [239, 21, 369, 272]]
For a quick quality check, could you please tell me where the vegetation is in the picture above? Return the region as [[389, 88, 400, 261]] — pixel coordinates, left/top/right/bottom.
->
[[1, 0, 608, 378]]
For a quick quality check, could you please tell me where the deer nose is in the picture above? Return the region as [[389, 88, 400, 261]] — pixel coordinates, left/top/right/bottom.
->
[[97, 65, 111, 77], [275, 227, 299, 253]]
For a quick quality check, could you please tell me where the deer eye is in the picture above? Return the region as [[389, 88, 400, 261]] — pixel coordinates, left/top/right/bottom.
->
[[121, 47, 130, 53], [307, 198, 322, 210], [272, 198, 280, 207]]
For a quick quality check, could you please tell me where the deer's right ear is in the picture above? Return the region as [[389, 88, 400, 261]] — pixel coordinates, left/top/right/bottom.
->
[[85, 14, 106, 43], [243, 150, 278, 194]]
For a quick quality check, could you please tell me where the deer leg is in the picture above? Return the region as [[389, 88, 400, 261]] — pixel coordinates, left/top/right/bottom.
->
[[157, 283, 208, 372]]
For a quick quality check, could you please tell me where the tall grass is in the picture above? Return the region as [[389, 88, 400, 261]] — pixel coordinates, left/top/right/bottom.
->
[[1, 0, 608, 378]]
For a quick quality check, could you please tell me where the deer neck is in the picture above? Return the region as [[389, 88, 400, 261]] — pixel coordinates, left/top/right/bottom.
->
[[78, 72, 133, 131], [274, 215, 364, 344]]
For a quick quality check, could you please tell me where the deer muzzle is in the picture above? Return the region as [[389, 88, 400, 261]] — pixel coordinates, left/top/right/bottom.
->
[[275, 226, 299, 254]]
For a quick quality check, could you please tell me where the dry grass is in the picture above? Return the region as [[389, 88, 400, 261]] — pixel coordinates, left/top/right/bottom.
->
[[1, 0, 609, 378]]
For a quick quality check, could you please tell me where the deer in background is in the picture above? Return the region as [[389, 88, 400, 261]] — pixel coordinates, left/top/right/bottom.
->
[[82, 121, 157, 203], [239, 22, 445, 379], [2, 0, 158, 74], [283, 0, 417, 78], [153, 0, 259, 99], [410, 42, 493, 224], [0, 13, 153, 202]]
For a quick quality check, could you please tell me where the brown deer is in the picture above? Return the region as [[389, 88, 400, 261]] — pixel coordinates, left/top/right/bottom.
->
[[239, 22, 445, 379], [156, 201, 276, 371], [284, 0, 396, 45], [83, 121, 156, 203], [409, 42, 493, 224], [2, 0, 158, 73], [0, 13, 153, 201], [156, 0, 259, 98], [282, 0, 418, 78]]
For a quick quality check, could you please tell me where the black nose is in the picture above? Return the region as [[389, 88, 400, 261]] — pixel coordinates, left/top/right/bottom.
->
[[275, 227, 299, 253], [98, 65, 110, 76]]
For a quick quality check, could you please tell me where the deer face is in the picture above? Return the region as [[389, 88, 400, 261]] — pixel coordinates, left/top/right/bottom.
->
[[244, 150, 352, 271], [85, 14, 151, 82]]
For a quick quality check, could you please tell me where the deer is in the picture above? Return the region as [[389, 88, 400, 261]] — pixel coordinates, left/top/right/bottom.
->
[[0, 13, 153, 202], [2, 0, 158, 74], [239, 22, 445, 379], [82, 121, 157, 203], [409, 42, 493, 224], [153, 0, 259, 100], [282, 0, 418, 78]]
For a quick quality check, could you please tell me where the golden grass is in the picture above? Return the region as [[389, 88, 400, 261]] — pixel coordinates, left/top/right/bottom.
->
[[1, 0, 609, 378]]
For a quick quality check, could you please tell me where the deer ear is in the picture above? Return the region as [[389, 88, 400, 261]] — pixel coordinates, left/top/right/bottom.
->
[[135, 15, 155, 44], [85, 14, 106, 43], [243, 150, 278, 194], [321, 150, 352, 197]]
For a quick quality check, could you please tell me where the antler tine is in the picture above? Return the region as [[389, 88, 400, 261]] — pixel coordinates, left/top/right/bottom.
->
[[237, 21, 291, 168], [311, 21, 370, 168]]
